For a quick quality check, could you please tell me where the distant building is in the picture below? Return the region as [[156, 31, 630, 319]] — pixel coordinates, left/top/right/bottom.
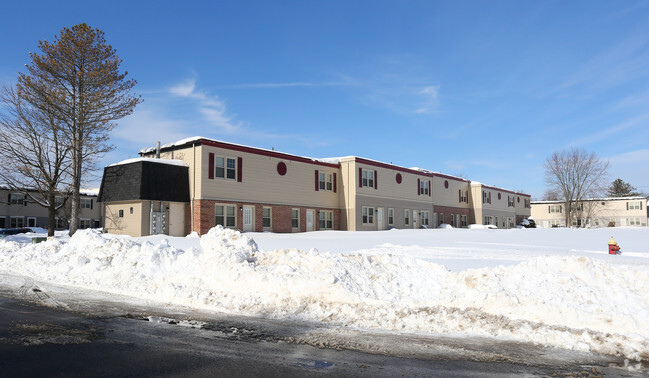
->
[[530, 197, 648, 228], [0, 187, 102, 229], [98, 137, 531, 236]]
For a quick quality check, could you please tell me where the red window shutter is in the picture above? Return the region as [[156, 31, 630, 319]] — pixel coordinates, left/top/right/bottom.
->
[[237, 157, 243, 182], [315, 170, 319, 191], [459, 190, 461, 202], [374, 170, 378, 189], [333, 172, 337, 193], [417, 179, 420, 195], [428, 180, 431, 197], [208, 153, 214, 179], [359, 168, 363, 188]]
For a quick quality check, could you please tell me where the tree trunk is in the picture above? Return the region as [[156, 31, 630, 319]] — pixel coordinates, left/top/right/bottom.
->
[[47, 192, 56, 237]]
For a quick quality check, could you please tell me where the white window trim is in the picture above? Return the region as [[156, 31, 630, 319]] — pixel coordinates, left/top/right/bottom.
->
[[319, 172, 334, 191], [10, 216, 25, 228], [214, 156, 237, 180], [361, 169, 374, 188], [262, 207, 272, 229], [362, 206, 374, 224], [291, 208, 300, 229], [319, 210, 333, 230], [215, 204, 237, 228], [387, 208, 394, 225], [404, 209, 410, 225]]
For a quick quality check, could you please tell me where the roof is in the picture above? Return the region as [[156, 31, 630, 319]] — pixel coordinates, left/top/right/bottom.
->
[[532, 196, 648, 204], [97, 159, 190, 203], [138, 136, 530, 197]]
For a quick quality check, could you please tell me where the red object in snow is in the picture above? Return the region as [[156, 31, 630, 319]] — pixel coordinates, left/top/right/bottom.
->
[[608, 237, 621, 255]]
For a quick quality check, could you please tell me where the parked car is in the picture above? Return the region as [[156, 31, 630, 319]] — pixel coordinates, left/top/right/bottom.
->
[[0, 228, 34, 237], [520, 218, 536, 228]]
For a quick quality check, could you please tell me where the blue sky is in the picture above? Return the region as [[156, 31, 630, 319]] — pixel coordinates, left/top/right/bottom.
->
[[2, 1, 649, 198]]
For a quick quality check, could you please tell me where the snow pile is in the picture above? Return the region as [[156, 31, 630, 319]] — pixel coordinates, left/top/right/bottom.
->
[[1, 227, 649, 361]]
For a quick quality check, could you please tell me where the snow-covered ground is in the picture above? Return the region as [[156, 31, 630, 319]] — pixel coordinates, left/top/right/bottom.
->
[[1, 226, 648, 362]]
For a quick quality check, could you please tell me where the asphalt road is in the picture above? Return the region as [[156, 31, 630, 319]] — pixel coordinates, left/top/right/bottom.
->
[[0, 273, 645, 377]]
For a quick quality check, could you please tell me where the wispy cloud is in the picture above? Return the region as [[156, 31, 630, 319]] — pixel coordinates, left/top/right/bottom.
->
[[555, 35, 649, 97], [169, 78, 241, 133], [223, 81, 345, 89], [568, 113, 649, 147]]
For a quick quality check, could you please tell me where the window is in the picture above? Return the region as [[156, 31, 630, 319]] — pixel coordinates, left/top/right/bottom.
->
[[549, 205, 562, 213], [628, 201, 643, 210], [56, 217, 66, 229], [593, 218, 600, 227], [404, 209, 410, 225], [319, 211, 333, 229], [319, 172, 333, 191], [420, 211, 429, 226], [484, 215, 492, 225], [482, 191, 491, 204], [439, 213, 444, 225], [79, 219, 91, 229], [10, 216, 24, 228], [263, 207, 272, 228], [507, 196, 515, 207], [460, 215, 467, 227], [459, 190, 468, 203], [508, 217, 514, 229], [388, 208, 394, 225], [419, 180, 429, 195], [550, 220, 562, 227], [362, 206, 374, 224], [215, 157, 237, 180], [361, 170, 374, 188], [9, 193, 25, 205], [575, 203, 584, 211], [450, 214, 455, 227], [629, 217, 641, 226], [119, 209, 124, 217], [0, 217, 5, 228], [80, 198, 93, 209], [291, 209, 299, 229], [27, 217, 36, 228], [215, 205, 236, 228], [524, 199, 530, 208]]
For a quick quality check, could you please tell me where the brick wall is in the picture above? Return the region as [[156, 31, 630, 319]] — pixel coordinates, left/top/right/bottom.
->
[[192, 199, 341, 235], [433, 205, 470, 228]]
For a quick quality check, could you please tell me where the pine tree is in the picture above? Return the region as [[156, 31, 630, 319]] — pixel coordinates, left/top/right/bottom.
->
[[607, 178, 640, 197], [17, 24, 141, 235]]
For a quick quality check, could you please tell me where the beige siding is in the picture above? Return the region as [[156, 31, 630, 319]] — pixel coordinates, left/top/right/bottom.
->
[[104, 201, 148, 237], [339, 158, 434, 231], [532, 198, 648, 228], [198, 145, 340, 209], [432, 176, 470, 209]]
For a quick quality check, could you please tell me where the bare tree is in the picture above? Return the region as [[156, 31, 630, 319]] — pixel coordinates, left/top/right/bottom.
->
[[0, 85, 71, 236], [16, 23, 141, 236], [543, 147, 609, 227], [542, 188, 560, 201]]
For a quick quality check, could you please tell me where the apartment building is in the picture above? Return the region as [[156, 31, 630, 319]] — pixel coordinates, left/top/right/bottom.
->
[[0, 187, 103, 230], [531, 197, 648, 228], [98, 137, 531, 236]]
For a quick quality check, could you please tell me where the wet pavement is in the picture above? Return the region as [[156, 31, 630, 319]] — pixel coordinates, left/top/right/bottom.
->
[[0, 272, 646, 377]]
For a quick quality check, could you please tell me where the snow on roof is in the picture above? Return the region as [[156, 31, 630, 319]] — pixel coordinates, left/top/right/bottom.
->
[[532, 196, 647, 204], [80, 188, 99, 196], [108, 157, 189, 168], [138, 136, 205, 154]]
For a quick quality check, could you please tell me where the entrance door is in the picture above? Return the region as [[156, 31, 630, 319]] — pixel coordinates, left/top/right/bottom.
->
[[306, 209, 315, 231], [413, 210, 418, 229], [377, 208, 384, 230], [243, 206, 254, 232]]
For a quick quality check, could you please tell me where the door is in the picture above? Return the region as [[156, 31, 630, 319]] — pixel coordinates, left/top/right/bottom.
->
[[456, 215, 460, 228], [377, 208, 384, 230], [243, 206, 254, 232], [306, 209, 315, 231], [413, 210, 418, 229]]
